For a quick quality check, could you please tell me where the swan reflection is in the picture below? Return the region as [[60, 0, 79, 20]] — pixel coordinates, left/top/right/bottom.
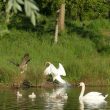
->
[[79, 99, 107, 110], [44, 87, 68, 110]]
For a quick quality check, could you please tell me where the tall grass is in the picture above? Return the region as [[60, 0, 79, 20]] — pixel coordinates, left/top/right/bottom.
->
[[0, 19, 110, 86]]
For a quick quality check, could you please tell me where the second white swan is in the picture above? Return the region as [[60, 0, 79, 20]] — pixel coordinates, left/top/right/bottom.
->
[[79, 82, 108, 103]]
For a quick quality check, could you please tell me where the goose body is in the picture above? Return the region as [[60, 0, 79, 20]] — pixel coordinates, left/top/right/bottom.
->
[[10, 53, 30, 74], [28, 92, 36, 99], [79, 82, 108, 103], [44, 62, 66, 84]]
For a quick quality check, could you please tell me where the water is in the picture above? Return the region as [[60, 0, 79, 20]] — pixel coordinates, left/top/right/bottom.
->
[[0, 86, 110, 110]]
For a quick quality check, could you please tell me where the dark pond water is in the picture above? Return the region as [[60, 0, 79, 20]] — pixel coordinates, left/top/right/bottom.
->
[[0, 86, 110, 110]]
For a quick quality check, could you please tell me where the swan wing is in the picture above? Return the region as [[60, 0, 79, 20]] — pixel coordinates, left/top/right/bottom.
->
[[84, 92, 102, 97], [55, 75, 66, 84], [50, 64, 58, 76], [84, 92, 107, 101], [44, 64, 58, 76], [57, 63, 66, 76], [44, 65, 51, 75]]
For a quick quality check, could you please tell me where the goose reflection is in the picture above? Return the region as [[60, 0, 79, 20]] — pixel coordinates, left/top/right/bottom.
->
[[44, 87, 68, 110], [79, 99, 107, 110]]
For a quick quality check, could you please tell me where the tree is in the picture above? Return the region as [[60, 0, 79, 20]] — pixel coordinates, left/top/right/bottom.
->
[[54, 0, 65, 43], [58, 3, 65, 31], [4, 0, 40, 26]]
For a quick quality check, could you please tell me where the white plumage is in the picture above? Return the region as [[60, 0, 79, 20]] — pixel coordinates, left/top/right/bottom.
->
[[79, 82, 108, 104], [44, 87, 68, 110], [17, 91, 22, 97], [28, 92, 36, 99], [50, 88, 68, 100], [79, 98, 107, 110], [44, 62, 66, 84]]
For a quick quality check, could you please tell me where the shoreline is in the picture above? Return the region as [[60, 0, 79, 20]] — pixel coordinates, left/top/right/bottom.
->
[[0, 81, 110, 89]]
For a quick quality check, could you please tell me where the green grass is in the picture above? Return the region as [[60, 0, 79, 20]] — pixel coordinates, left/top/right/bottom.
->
[[0, 19, 110, 86]]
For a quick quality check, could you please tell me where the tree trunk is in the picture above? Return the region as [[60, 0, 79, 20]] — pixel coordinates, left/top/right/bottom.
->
[[58, 3, 65, 32], [54, 3, 65, 43]]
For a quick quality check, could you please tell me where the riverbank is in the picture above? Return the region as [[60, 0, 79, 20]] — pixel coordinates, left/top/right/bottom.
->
[[0, 80, 110, 89], [0, 19, 110, 86]]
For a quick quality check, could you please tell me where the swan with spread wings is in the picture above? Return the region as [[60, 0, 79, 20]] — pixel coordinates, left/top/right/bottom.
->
[[44, 62, 66, 84]]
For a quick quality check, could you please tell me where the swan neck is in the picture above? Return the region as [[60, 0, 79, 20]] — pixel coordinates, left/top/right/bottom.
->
[[79, 84, 85, 99]]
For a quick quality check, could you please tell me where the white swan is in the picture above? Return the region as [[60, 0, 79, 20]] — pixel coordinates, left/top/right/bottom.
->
[[79, 98, 107, 110], [79, 82, 108, 103], [28, 92, 36, 99], [44, 62, 66, 84], [17, 91, 22, 97]]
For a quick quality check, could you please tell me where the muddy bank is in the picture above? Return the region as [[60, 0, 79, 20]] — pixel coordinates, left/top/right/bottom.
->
[[0, 80, 110, 89]]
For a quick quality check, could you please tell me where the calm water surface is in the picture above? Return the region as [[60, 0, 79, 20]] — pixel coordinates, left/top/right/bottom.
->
[[0, 86, 110, 110]]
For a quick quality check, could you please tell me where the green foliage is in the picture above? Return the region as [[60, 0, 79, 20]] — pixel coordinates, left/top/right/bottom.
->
[[0, 0, 5, 11], [87, 19, 110, 53], [6, 0, 23, 14], [0, 0, 109, 30], [4, 0, 40, 26], [0, 24, 9, 36], [66, 19, 110, 53], [0, 30, 94, 84], [36, 0, 110, 20], [65, 0, 110, 20], [37, 0, 63, 15], [24, 0, 40, 26], [0, 19, 110, 85]]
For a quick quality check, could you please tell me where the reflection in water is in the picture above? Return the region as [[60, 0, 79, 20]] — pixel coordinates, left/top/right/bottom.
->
[[79, 99, 84, 110], [43, 87, 68, 110], [29, 97, 35, 102], [79, 99, 107, 110], [0, 87, 110, 110], [16, 91, 23, 102], [17, 95, 22, 102], [28, 92, 36, 102]]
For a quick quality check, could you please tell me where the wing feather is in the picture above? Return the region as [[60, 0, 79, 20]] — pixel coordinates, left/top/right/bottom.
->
[[44, 65, 51, 75], [20, 53, 30, 66], [44, 64, 57, 75], [50, 64, 58, 76], [58, 63, 66, 76]]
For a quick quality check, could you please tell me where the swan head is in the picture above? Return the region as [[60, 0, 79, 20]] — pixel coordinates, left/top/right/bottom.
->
[[32, 92, 35, 95], [17, 91, 20, 95], [45, 61, 51, 67], [17, 91, 22, 97], [79, 82, 85, 87]]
